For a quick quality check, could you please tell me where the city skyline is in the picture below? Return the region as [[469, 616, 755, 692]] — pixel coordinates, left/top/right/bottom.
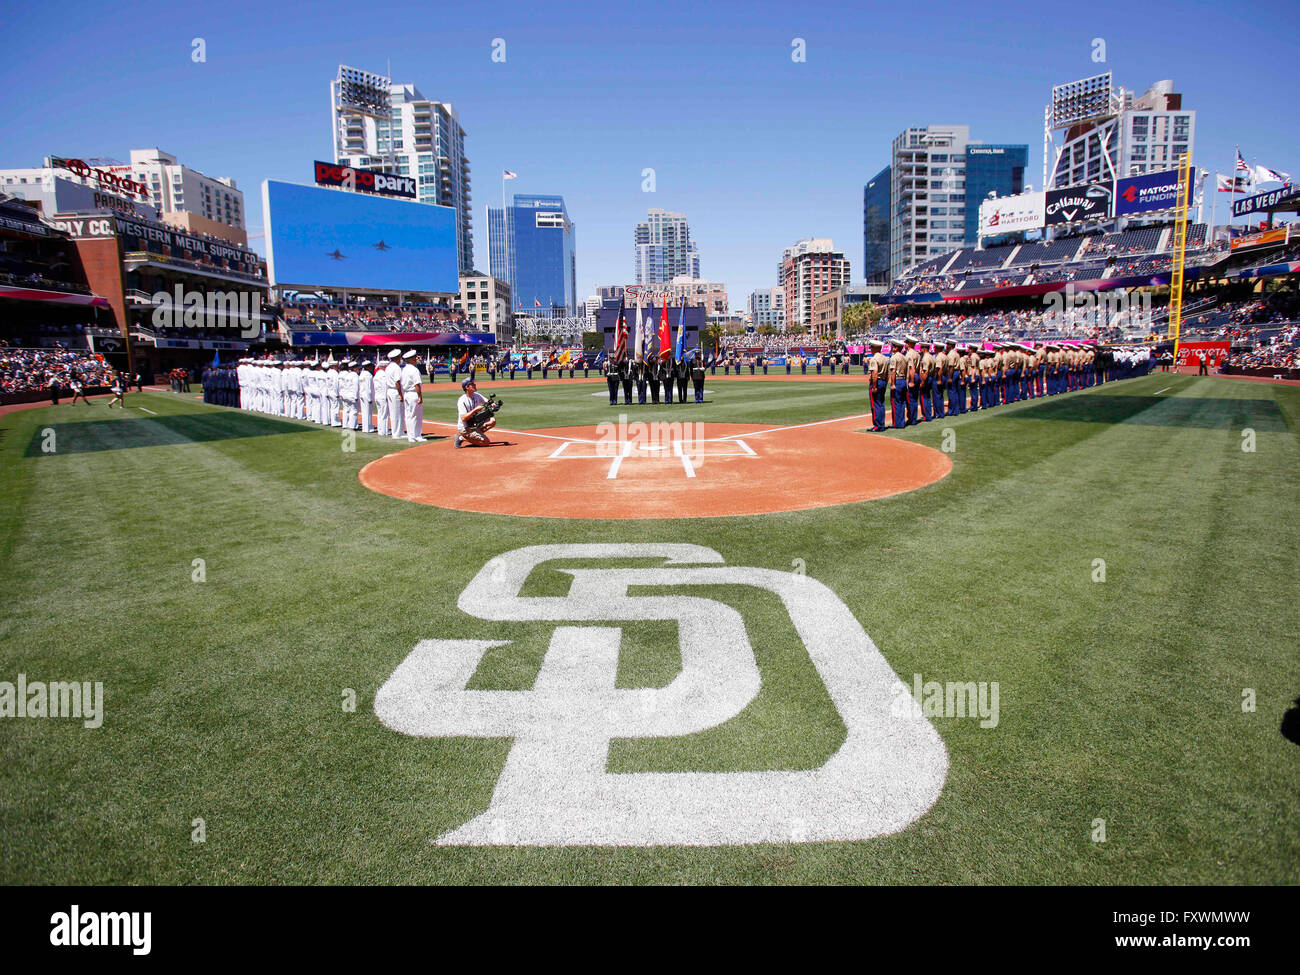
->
[[2, 0, 1297, 309]]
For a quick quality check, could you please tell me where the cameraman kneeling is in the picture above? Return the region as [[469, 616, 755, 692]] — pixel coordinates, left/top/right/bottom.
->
[[455, 378, 495, 448]]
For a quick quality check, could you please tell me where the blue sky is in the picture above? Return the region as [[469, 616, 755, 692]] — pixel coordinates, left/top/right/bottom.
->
[[4, 0, 1297, 306]]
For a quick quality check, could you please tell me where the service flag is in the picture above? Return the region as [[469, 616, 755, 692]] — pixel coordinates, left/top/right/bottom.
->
[[658, 296, 672, 361], [673, 298, 687, 364], [634, 298, 645, 362], [613, 297, 628, 363]]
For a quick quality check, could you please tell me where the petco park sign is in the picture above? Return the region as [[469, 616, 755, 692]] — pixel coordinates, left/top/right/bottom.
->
[[313, 161, 416, 199], [374, 543, 948, 846]]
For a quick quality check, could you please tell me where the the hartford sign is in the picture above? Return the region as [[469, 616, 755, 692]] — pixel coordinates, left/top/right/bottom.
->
[[374, 544, 948, 846], [979, 191, 1045, 236]]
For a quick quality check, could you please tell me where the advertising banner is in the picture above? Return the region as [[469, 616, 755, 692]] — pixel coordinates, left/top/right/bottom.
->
[[1230, 227, 1288, 251], [979, 191, 1045, 236], [1231, 185, 1300, 218], [1044, 181, 1114, 225], [1175, 341, 1229, 367], [1114, 169, 1192, 217], [313, 161, 416, 200]]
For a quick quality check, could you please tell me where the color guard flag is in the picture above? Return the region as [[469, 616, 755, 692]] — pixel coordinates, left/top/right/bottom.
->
[[658, 296, 672, 361], [634, 298, 645, 363], [673, 298, 686, 364], [613, 296, 628, 363]]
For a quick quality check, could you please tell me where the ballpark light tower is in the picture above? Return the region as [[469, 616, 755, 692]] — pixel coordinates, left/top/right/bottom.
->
[[331, 64, 394, 174]]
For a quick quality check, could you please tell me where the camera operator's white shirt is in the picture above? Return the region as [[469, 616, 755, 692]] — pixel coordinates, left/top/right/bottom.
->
[[457, 391, 486, 432]]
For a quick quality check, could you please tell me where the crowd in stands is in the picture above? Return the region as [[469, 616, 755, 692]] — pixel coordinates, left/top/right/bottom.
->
[[0, 348, 115, 395], [0, 269, 93, 295], [281, 310, 472, 332], [883, 223, 1229, 299]]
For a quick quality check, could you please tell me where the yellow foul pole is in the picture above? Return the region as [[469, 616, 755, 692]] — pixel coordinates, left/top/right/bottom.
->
[[1169, 151, 1193, 363]]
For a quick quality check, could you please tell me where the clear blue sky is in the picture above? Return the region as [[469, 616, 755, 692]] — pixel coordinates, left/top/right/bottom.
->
[[4, 0, 1297, 307]]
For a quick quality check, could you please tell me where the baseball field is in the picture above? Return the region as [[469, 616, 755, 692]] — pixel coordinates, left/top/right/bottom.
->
[[1, 371, 1297, 884]]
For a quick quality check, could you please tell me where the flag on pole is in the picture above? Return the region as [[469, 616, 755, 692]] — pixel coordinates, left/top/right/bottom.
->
[[633, 298, 645, 363], [1216, 174, 1247, 194], [1253, 164, 1292, 186], [534, 298, 541, 308], [673, 298, 686, 363], [613, 296, 628, 363], [1235, 149, 1251, 177], [657, 295, 672, 361], [503, 170, 518, 180]]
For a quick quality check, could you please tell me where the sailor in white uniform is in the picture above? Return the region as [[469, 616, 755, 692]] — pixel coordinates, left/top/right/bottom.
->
[[357, 360, 374, 433], [400, 349, 425, 442], [339, 359, 360, 431], [384, 349, 404, 439]]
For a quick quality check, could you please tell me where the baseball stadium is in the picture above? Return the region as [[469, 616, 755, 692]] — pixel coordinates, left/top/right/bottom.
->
[[1, 5, 1298, 908]]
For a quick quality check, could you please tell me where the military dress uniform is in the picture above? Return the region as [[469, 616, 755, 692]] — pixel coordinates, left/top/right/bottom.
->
[[604, 357, 618, 405], [888, 340, 908, 430], [867, 340, 888, 432], [690, 357, 705, 402], [903, 337, 921, 426]]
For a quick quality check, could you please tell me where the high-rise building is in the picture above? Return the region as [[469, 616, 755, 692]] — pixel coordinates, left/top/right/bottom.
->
[[779, 239, 850, 332], [331, 65, 473, 273], [862, 166, 891, 285], [880, 125, 1027, 280], [747, 287, 785, 329], [486, 194, 577, 316], [963, 146, 1026, 244], [634, 208, 700, 284], [1046, 76, 1194, 190]]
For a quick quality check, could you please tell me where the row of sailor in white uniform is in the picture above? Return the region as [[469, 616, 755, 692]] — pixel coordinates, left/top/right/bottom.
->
[[235, 349, 426, 442]]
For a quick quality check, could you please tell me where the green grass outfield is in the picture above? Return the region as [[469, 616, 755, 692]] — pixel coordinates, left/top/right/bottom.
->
[[1, 373, 1297, 884]]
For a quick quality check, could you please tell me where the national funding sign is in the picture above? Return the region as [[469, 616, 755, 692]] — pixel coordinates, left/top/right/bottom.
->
[[313, 161, 416, 200], [1043, 181, 1114, 226], [1114, 169, 1192, 218]]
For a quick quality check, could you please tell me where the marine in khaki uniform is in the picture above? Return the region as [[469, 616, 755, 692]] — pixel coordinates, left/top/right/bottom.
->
[[888, 339, 909, 429], [903, 336, 921, 426], [918, 343, 935, 422], [867, 339, 888, 431]]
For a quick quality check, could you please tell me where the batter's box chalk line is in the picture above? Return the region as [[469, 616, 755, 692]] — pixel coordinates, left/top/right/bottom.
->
[[548, 438, 757, 479]]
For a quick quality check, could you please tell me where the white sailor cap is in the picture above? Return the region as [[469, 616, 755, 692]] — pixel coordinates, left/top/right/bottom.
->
[[402, 350, 417, 360], [387, 350, 402, 360]]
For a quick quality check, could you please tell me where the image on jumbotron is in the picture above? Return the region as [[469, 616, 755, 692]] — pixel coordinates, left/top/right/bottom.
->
[[0, 0, 1295, 940]]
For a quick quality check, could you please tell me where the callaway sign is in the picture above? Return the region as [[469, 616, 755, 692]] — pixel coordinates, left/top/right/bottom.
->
[[1044, 181, 1114, 225], [375, 544, 948, 846], [313, 161, 416, 199]]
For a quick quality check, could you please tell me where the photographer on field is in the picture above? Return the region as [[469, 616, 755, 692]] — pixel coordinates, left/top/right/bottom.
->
[[455, 377, 498, 448]]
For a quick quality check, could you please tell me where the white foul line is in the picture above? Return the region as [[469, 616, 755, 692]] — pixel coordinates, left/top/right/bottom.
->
[[674, 441, 696, 478], [708, 413, 873, 442], [136, 407, 158, 415], [606, 441, 632, 479], [1154, 386, 1172, 395]]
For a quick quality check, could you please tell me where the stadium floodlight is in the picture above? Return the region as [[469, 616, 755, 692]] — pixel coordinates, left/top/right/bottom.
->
[[335, 64, 391, 120], [1049, 72, 1115, 130]]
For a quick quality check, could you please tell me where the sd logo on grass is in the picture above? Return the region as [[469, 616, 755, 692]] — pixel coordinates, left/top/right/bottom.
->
[[375, 544, 948, 846]]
